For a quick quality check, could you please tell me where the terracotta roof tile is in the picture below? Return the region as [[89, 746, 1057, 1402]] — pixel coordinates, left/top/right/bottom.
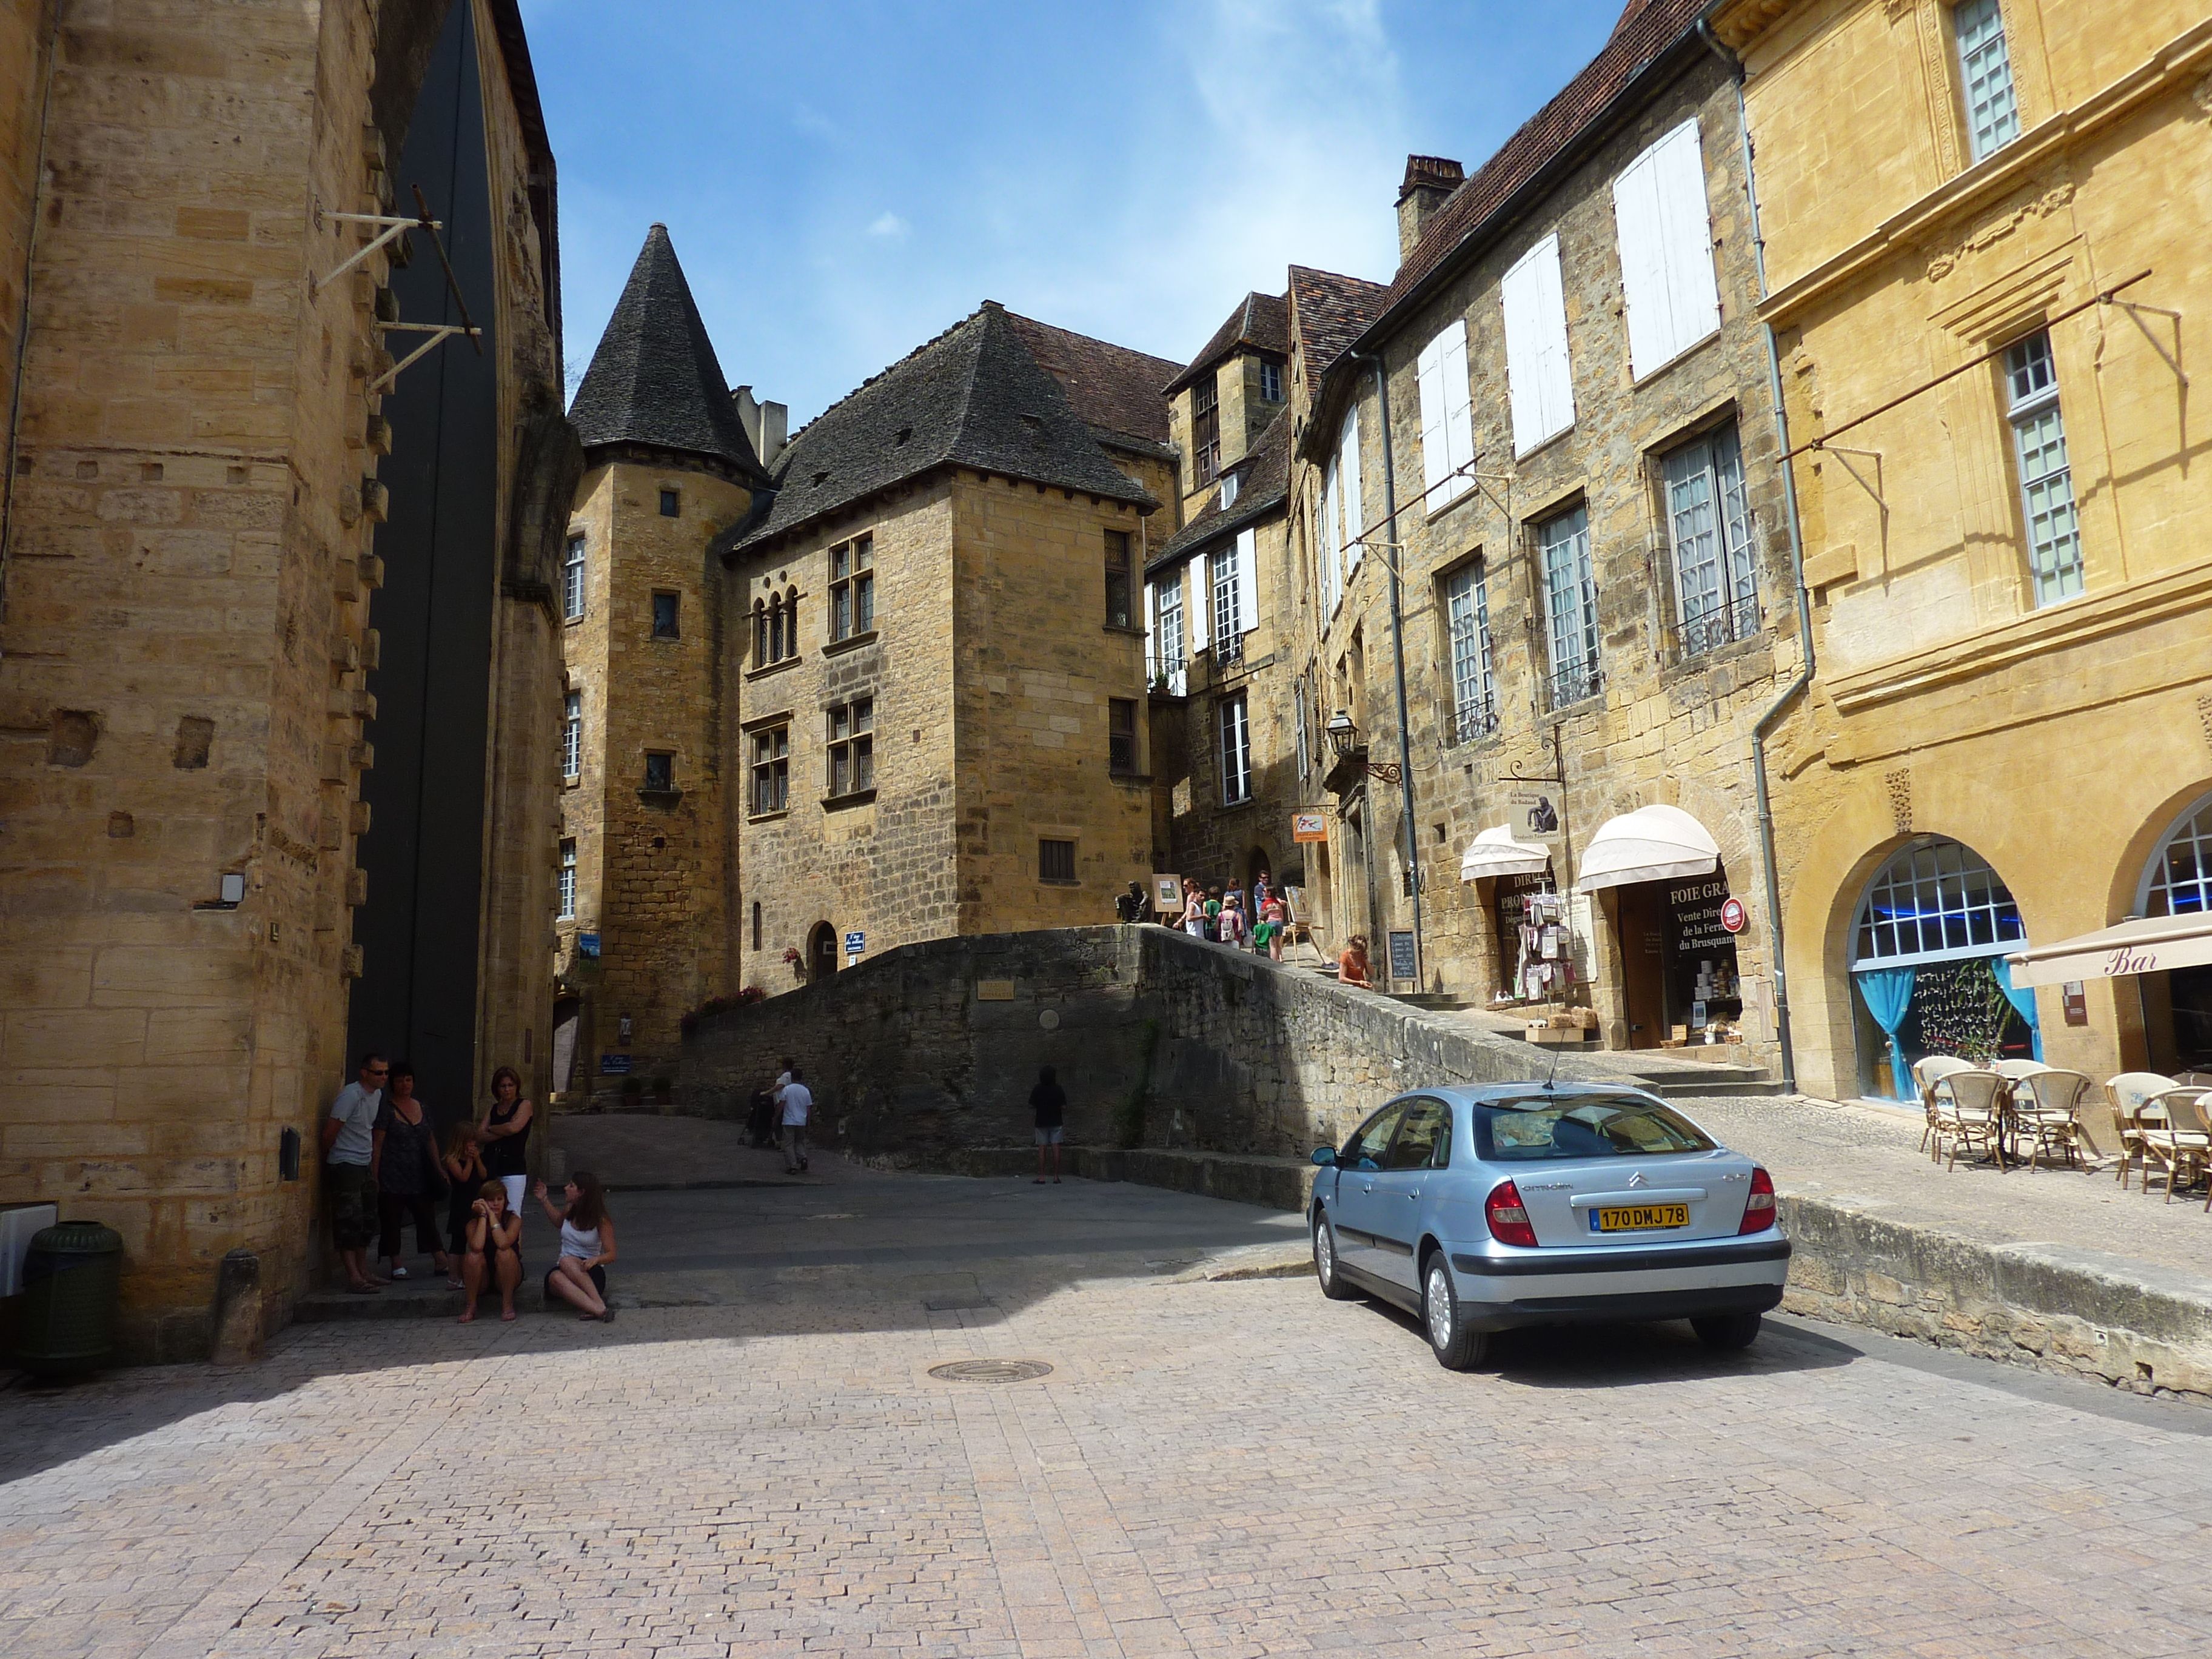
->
[[1288, 266, 1390, 397], [1002, 312, 1180, 447], [1162, 291, 1292, 395]]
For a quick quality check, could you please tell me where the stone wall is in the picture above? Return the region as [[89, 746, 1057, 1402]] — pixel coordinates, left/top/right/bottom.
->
[[681, 923, 1632, 1164]]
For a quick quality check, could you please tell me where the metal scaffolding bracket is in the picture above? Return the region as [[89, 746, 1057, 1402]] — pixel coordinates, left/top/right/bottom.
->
[[313, 206, 435, 293], [370, 321, 482, 392], [2103, 295, 2188, 387], [313, 186, 486, 392]]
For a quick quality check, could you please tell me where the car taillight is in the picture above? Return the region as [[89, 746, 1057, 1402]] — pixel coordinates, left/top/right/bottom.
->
[[1738, 1165, 1777, 1235], [1486, 1181, 1538, 1248]]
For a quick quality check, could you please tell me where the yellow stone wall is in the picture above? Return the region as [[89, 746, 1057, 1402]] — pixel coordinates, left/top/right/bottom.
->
[[0, 0, 568, 1356], [1724, 0, 2212, 1096], [0, 0, 54, 540], [557, 458, 752, 1090]]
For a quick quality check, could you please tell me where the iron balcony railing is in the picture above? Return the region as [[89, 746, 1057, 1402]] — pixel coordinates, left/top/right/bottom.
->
[[1547, 660, 1603, 709], [1669, 591, 1762, 659], [1452, 692, 1499, 745]]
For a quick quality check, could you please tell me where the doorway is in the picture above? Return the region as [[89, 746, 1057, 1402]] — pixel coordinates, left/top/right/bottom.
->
[[808, 922, 839, 983], [1613, 883, 1668, 1046]]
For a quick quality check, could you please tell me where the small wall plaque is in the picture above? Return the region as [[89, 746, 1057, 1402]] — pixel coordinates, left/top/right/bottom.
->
[[976, 979, 1017, 1002]]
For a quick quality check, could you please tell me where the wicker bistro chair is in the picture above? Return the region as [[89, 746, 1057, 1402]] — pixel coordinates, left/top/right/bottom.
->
[[1914, 1055, 1977, 1160], [2135, 1089, 2212, 1204], [1934, 1070, 2013, 1171], [2009, 1068, 2094, 1170], [2106, 1072, 2180, 1191]]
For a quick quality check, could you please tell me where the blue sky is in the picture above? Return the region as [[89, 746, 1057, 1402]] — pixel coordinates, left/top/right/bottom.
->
[[521, 1, 1632, 427]]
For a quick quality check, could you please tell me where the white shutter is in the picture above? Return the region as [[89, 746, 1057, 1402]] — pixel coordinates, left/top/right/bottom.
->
[[1234, 527, 1258, 634], [1612, 146, 1673, 380], [1440, 318, 1475, 499], [1652, 119, 1720, 359], [1188, 563, 1209, 651], [1339, 407, 1363, 572], [1503, 234, 1574, 454], [1321, 459, 1339, 609], [1145, 579, 1159, 677], [1416, 332, 1450, 499]]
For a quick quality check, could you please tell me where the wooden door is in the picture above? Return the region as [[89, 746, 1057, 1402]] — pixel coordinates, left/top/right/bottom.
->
[[1615, 884, 1667, 1048]]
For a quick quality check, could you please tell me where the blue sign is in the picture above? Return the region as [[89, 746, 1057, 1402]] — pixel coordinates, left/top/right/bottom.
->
[[599, 1053, 631, 1074], [577, 933, 601, 959], [845, 931, 865, 954]]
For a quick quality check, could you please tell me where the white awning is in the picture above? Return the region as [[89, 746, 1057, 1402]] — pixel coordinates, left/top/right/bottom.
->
[[2005, 914, 2212, 989], [1460, 825, 1550, 882], [1574, 804, 1720, 894]]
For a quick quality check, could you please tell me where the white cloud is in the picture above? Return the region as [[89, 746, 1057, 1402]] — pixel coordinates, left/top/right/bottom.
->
[[866, 212, 909, 239]]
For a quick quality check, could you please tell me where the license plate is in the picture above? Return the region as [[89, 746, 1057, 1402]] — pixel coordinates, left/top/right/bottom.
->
[[1591, 1204, 1689, 1233]]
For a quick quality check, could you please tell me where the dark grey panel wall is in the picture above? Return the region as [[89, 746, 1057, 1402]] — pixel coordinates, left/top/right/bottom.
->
[[349, 0, 500, 1127]]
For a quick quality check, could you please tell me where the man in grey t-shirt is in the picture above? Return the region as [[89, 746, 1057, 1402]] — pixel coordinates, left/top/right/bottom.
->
[[322, 1051, 386, 1292]]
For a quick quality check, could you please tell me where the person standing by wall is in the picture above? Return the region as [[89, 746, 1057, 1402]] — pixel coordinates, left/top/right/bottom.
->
[[478, 1065, 534, 1218], [1259, 890, 1289, 964], [779, 1065, 814, 1175], [1219, 892, 1249, 951], [321, 1051, 386, 1294], [1030, 1065, 1066, 1185], [372, 1061, 451, 1282], [1338, 934, 1375, 989]]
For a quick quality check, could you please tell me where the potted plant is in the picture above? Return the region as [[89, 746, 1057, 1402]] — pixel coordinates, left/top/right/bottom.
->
[[618, 1073, 644, 1107], [651, 1074, 673, 1105]]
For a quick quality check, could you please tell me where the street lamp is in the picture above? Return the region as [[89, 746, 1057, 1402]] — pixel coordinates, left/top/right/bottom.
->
[[1324, 710, 1401, 784]]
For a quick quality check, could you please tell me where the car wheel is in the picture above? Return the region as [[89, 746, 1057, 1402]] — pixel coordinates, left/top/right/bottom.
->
[[1313, 1211, 1357, 1300], [1423, 1256, 1488, 1371], [1692, 1312, 1763, 1351]]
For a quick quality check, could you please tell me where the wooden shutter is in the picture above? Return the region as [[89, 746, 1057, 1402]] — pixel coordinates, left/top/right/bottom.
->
[[1235, 528, 1258, 633], [1651, 119, 1719, 360], [1339, 408, 1363, 572], [1611, 145, 1673, 379], [1440, 318, 1475, 499], [1416, 332, 1450, 498], [1503, 234, 1574, 453]]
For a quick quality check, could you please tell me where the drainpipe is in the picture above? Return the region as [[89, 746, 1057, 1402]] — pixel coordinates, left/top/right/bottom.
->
[[1357, 350, 1424, 990], [0, 21, 60, 662], [1724, 38, 1815, 1095]]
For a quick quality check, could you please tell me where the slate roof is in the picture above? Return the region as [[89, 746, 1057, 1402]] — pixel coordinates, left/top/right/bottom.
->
[[569, 224, 765, 477], [1375, 0, 1706, 318], [1287, 266, 1389, 398], [1149, 405, 1290, 574], [725, 303, 1158, 556], [1162, 291, 1292, 396], [1002, 312, 1178, 449]]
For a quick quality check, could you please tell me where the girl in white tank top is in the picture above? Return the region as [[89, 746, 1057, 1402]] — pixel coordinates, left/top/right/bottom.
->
[[534, 1171, 617, 1322]]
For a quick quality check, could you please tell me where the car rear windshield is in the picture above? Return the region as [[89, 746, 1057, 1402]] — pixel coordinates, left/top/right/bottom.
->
[[1473, 1096, 1717, 1161]]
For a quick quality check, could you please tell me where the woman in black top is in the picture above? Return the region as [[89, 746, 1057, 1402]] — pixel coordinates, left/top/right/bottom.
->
[[1030, 1065, 1067, 1185], [371, 1061, 450, 1281], [479, 1065, 533, 1217]]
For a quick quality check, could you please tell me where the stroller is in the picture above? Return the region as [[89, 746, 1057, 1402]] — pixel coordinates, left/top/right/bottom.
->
[[745, 1088, 777, 1149]]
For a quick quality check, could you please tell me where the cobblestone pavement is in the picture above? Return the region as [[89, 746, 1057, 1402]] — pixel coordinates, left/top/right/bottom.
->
[[1680, 1093, 2212, 1278], [5, 1164, 2212, 1659]]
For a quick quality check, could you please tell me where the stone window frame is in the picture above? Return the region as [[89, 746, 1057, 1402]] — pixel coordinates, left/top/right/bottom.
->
[[1952, 0, 2022, 165], [1218, 691, 1253, 806], [1259, 359, 1284, 404], [748, 722, 790, 818], [2000, 329, 2084, 608], [1653, 415, 1761, 659], [561, 690, 582, 782], [828, 534, 875, 645], [751, 586, 803, 671], [651, 589, 680, 640], [1104, 529, 1134, 631], [642, 749, 676, 795], [1191, 373, 1221, 488], [1108, 696, 1141, 777], [1439, 555, 1498, 744], [659, 487, 682, 518], [1535, 501, 1602, 711], [558, 837, 576, 920], [825, 696, 875, 801], [1038, 837, 1079, 885]]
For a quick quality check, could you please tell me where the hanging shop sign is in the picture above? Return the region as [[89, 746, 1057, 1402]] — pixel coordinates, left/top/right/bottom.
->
[[1506, 788, 1563, 842], [1292, 811, 1330, 844]]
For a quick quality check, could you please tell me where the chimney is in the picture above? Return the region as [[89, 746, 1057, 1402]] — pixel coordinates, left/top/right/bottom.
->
[[733, 385, 789, 469], [1396, 155, 1464, 262]]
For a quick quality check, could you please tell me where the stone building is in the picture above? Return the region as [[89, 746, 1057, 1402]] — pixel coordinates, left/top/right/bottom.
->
[[1288, 0, 1798, 1067], [719, 304, 1178, 1000], [0, 0, 575, 1355], [552, 226, 768, 1095], [1717, 0, 2212, 1097]]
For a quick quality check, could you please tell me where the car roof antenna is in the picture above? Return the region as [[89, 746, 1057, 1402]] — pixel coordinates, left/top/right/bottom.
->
[[1543, 1025, 1562, 1093]]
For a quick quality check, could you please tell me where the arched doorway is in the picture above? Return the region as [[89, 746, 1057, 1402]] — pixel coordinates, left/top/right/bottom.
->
[[1848, 837, 2034, 1098], [2136, 790, 2212, 1072], [808, 922, 839, 984]]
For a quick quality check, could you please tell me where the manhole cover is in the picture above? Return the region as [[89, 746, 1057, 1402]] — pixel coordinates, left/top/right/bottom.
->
[[923, 1296, 993, 1312], [928, 1358, 1053, 1384]]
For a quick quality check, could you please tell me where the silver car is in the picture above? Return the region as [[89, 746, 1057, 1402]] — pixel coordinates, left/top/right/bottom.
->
[[1309, 1084, 1789, 1370]]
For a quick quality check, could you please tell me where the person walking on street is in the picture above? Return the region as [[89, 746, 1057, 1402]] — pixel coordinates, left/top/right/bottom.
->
[[1259, 890, 1289, 963], [1204, 887, 1224, 941], [322, 1051, 386, 1294], [1031, 1066, 1066, 1184], [779, 1065, 814, 1175], [440, 1124, 487, 1289], [372, 1061, 451, 1282], [478, 1065, 533, 1218], [1179, 878, 1207, 937], [535, 1173, 617, 1322], [457, 1180, 522, 1323]]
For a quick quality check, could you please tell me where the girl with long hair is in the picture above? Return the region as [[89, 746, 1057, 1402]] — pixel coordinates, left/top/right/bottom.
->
[[534, 1171, 618, 1322], [458, 1179, 523, 1323]]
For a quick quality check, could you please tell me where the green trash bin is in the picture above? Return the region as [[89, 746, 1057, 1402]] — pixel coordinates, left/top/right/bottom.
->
[[13, 1221, 123, 1378]]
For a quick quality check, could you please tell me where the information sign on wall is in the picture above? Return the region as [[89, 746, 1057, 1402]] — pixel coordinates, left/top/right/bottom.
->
[[599, 1053, 632, 1075]]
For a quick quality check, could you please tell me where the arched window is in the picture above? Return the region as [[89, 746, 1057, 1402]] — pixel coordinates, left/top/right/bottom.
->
[[1850, 837, 2024, 968], [2140, 793, 2212, 917], [751, 900, 762, 951], [784, 586, 800, 656], [769, 596, 785, 663], [752, 600, 767, 664]]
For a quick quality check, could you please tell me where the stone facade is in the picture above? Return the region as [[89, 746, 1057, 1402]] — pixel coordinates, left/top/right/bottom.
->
[[1284, 6, 1794, 1080], [0, 0, 572, 1358], [1719, 0, 2212, 1095]]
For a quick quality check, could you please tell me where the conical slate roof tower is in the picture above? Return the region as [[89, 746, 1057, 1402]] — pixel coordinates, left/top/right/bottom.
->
[[569, 224, 765, 478]]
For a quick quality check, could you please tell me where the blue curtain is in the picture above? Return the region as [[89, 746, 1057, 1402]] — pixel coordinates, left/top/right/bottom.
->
[[1856, 967, 1917, 1100], [1991, 955, 2044, 1063]]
